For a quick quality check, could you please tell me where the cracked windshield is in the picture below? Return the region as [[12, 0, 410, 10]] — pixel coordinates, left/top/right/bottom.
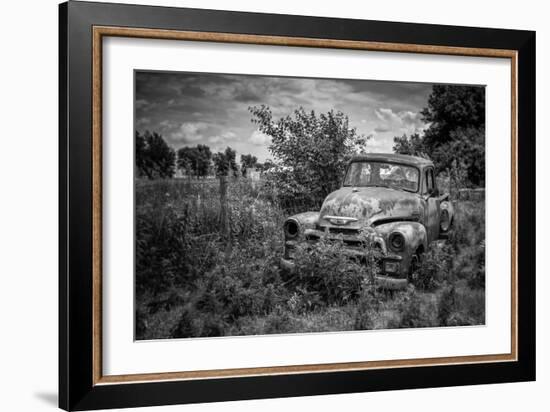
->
[[343, 161, 419, 192]]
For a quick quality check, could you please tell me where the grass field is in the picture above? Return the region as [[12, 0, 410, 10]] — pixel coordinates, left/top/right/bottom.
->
[[135, 178, 485, 340]]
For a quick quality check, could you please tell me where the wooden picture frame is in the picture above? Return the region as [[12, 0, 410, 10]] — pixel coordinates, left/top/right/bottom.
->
[[59, 1, 535, 410]]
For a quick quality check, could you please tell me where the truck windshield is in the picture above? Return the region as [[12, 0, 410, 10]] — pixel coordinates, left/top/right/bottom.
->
[[343, 161, 419, 192]]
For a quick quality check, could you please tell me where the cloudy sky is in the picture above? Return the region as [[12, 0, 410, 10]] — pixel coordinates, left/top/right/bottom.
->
[[135, 71, 434, 162]]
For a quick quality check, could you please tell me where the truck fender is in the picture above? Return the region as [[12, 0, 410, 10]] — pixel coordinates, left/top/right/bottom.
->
[[439, 199, 454, 235], [375, 221, 428, 255], [283, 211, 320, 240]]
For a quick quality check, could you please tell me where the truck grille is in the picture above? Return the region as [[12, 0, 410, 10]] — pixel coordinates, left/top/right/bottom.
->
[[316, 225, 360, 236], [328, 227, 361, 236], [308, 226, 383, 251]]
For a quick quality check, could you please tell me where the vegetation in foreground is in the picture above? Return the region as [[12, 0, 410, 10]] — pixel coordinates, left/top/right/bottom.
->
[[135, 178, 485, 340]]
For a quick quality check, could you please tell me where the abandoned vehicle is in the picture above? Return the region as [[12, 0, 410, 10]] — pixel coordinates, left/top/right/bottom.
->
[[281, 153, 454, 289]]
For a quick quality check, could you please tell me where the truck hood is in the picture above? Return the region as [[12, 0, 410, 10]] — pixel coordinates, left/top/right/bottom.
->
[[318, 186, 422, 228]]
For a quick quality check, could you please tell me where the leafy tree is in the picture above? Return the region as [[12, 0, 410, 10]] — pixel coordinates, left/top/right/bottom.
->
[[176, 147, 195, 178], [136, 131, 149, 177], [176, 146, 197, 177], [421, 85, 485, 148], [432, 127, 485, 186], [195, 144, 212, 177], [393, 133, 427, 158], [249, 105, 368, 202], [213, 147, 239, 177], [393, 85, 485, 186], [240, 154, 258, 176], [136, 130, 176, 179], [177, 144, 212, 178], [258, 159, 275, 172]]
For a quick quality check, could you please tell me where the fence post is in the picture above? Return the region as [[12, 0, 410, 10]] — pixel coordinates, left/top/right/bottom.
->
[[219, 175, 231, 249]]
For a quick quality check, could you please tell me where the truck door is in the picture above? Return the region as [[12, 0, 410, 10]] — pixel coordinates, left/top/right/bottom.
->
[[424, 167, 440, 243]]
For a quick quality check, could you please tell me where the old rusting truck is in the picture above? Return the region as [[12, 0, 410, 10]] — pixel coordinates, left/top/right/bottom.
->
[[280, 153, 454, 289]]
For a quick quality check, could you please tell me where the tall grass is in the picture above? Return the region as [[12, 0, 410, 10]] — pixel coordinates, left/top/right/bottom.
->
[[136, 178, 485, 340]]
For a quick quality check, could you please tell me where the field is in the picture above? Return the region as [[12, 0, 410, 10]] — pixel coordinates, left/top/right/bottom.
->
[[135, 177, 485, 340]]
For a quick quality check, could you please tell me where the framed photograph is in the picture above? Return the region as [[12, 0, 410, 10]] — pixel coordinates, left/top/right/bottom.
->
[[59, 1, 535, 410]]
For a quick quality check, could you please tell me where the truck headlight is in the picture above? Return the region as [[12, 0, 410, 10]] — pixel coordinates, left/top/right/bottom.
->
[[389, 232, 405, 252], [284, 219, 300, 239]]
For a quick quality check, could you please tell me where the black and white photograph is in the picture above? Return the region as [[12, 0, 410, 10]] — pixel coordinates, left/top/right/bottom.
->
[[134, 71, 486, 340]]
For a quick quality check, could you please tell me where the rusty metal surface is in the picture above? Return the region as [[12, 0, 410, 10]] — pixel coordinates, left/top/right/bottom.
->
[[282, 154, 452, 283], [319, 186, 424, 228], [288, 211, 320, 230]]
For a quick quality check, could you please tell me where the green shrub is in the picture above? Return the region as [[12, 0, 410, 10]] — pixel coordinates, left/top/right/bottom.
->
[[135, 178, 290, 339], [447, 200, 485, 252], [354, 288, 383, 330], [291, 235, 380, 307], [160, 242, 287, 338], [171, 306, 198, 338], [446, 200, 486, 289], [412, 243, 453, 291], [437, 285, 457, 326], [389, 286, 434, 329], [455, 243, 485, 289], [437, 284, 484, 327], [264, 308, 296, 334], [286, 287, 324, 314]]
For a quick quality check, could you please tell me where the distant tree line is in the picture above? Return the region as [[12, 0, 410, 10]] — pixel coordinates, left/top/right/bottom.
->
[[393, 85, 485, 186], [136, 130, 262, 179], [176, 144, 212, 178], [136, 131, 176, 179]]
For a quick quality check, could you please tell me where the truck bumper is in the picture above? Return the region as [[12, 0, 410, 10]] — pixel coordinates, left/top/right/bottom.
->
[[374, 275, 408, 290], [279, 258, 408, 290]]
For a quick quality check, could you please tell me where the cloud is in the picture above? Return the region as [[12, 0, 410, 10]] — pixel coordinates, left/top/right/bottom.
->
[[199, 77, 268, 102], [136, 117, 151, 127], [209, 131, 236, 145], [135, 99, 149, 109], [365, 137, 390, 153], [248, 130, 271, 146], [374, 108, 400, 123], [171, 122, 210, 143], [373, 108, 426, 136]]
